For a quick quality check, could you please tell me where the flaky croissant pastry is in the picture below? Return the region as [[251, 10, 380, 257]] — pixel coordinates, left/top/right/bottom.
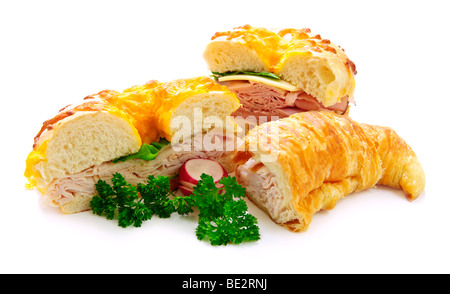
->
[[233, 111, 425, 232]]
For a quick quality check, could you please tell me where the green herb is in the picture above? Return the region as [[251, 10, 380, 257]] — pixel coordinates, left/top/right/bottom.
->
[[192, 174, 260, 245], [112, 138, 170, 163], [90, 172, 260, 245], [90, 173, 192, 228], [196, 199, 260, 245], [137, 174, 193, 218], [211, 71, 281, 80]]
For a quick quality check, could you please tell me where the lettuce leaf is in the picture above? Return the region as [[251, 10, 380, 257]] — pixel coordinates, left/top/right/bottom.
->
[[112, 138, 170, 163], [211, 71, 281, 80]]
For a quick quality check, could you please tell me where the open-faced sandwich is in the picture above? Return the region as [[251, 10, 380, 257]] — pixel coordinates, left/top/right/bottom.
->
[[204, 25, 357, 124]]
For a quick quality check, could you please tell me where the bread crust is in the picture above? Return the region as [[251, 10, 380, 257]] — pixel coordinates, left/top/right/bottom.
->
[[25, 77, 240, 201], [32, 77, 239, 150], [204, 25, 356, 107]]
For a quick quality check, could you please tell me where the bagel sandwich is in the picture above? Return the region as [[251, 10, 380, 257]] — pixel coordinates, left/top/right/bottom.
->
[[25, 76, 241, 214], [204, 25, 357, 124]]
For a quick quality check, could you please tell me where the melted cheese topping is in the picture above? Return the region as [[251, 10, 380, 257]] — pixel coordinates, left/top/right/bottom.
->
[[152, 76, 233, 139], [211, 25, 357, 76], [24, 76, 237, 190], [212, 25, 286, 72], [24, 140, 48, 193], [211, 25, 287, 69], [33, 77, 231, 147]]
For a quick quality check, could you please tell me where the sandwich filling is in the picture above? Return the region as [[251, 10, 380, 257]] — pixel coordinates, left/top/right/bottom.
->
[[43, 131, 236, 209], [215, 74, 352, 121], [236, 158, 291, 223]]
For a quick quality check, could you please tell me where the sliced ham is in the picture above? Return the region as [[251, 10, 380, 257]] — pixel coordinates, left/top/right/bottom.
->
[[221, 80, 350, 120]]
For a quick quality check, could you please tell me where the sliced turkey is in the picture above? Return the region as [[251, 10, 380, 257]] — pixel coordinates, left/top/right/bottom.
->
[[44, 131, 238, 208], [236, 158, 286, 222]]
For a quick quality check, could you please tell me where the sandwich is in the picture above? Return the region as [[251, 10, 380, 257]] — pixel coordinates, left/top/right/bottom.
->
[[233, 111, 425, 232], [204, 25, 357, 124], [24, 76, 241, 214]]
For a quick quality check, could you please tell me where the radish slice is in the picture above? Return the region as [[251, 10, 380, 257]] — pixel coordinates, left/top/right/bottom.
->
[[180, 158, 227, 184], [178, 158, 228, 196]]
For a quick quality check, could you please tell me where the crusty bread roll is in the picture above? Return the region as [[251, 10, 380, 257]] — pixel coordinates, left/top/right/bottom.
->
[[25, 77, 241, 212], [276, 28, 356, 107], [233, 111, 425, 232], [203, 25, 357, 118], [28, 110, 142, 192]]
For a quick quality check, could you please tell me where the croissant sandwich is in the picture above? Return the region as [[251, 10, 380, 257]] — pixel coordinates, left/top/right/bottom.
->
[[233, 111, 425, 232], [25, 76, 241, 214], [204, 25, 357, 123]]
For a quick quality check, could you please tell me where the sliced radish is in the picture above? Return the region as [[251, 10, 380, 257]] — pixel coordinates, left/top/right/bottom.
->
[[180, 158, 227, 184], [178, 158, 228, 196]]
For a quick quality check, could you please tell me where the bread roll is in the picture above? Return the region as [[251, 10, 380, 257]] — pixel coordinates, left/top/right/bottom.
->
[[204, 25, 357, 119], [25, 77, 241, 212]]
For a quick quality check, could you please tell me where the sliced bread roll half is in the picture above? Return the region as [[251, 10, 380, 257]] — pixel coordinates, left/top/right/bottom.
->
[[25, 77, 241, 212], [204, 25, 357, 121], [25, 110, 142, 194]]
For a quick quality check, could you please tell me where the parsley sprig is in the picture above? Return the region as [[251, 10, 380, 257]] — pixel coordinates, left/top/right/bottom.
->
[[90, 173, 193, 228], [90, 173, 260, 245], [191, 174, 259, 245]]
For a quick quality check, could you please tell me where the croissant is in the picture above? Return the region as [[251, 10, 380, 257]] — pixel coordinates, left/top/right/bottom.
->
[[233, 111, 425, 232]]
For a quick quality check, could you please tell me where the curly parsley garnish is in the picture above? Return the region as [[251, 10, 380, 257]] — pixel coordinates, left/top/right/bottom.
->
[[90, 173, 260, 245], [90, 173, 193, 228]]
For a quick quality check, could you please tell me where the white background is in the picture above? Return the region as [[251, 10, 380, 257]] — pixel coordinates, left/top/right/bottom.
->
[[1, 0, 449, 274]]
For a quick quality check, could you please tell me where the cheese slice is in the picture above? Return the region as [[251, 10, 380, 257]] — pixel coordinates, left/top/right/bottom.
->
[[218, 74, 301, 92]]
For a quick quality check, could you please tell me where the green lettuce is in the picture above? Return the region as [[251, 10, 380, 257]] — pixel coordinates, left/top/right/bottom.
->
[[211, 71, 281, 80], [112, 138, 170, 163]]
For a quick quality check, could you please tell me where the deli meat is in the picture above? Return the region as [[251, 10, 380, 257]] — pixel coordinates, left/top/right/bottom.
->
[[43, 131, 236, 208], [236, 158, 285, 221], [221, 80, 350, 119]]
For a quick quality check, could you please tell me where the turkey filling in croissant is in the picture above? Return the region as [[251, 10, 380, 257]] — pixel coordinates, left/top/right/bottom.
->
[[237, 158, 286, 221], [233, 111, 425, 232]]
